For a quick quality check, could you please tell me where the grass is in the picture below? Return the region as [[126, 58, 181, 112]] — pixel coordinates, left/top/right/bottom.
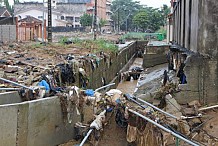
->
[[58, 37, 118, 53]]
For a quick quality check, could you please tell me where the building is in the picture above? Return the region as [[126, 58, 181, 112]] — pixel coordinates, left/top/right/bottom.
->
[[168, 0, 218, 104], [18, 16, 46, 41], [0, 7, 11, 17], [14, 2, 87, 28], [14, 0, 112, 29]]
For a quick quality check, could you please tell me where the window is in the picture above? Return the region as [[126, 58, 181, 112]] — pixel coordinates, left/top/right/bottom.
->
[[53, 1, 55, 3], [66, 16, 74, 22], [61, 16, 64, 20], [75, 25, 80, 28], [75, 17, 80, 22], [38, 16, 43, 19]]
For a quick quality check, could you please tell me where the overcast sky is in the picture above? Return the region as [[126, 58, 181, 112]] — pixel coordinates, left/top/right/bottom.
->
[[9, 0, 171, 8], [136, 0, 171, 8]]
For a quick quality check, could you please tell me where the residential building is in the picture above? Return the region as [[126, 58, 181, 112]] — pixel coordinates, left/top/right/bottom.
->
[[14, 2, 87, 27], [0, 7, 11, 17], [168, 0, 218, 104], [14, 0, 112, 29], [18, 15, 46, 41]]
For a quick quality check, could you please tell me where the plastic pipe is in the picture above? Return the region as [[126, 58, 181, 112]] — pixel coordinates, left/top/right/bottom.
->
[[128, 109, 199, 146], [95, 83, 115, 92], [137, 97, 178, 119], [0, 77, 35, 92], [0, 88, 21, 91], [79, 129, 93, 146]]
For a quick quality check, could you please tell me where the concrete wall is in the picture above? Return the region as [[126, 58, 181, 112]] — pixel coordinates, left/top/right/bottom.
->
[[143, 45, 169, 68], [0, 91, 22, 105], [0, 95, 80, 146], [172, 0, 218, 104], [84, 41, 143, 89], [0, 25, 17, 42]]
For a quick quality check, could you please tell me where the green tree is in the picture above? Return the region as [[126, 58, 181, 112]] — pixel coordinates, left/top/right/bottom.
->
[[160, 4, 170, 25], [3, 0, 12, 13], [80, 13, 92, 27], [98, 18, 107, 32], [133, 10, 149, 32], [111, 0, 142, 31]]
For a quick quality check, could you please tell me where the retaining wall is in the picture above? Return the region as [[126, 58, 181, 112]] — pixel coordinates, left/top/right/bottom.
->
[[143, 45, 169, 68], [0, 95, 80, 146]]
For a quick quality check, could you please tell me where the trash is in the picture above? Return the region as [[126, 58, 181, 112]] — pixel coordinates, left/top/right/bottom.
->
[[38, 80, 50, 93], [85, 89, 94, 96]]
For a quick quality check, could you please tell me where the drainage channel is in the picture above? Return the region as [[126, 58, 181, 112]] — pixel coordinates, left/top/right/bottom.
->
[[98, 58, 143, 146], [60, 57, 143, 146]]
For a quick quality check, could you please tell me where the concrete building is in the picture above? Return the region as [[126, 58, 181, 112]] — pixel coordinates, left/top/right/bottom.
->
[[169, 0, 218, 104], [14, 0, 112, 29], [14, 2, 86, 27]]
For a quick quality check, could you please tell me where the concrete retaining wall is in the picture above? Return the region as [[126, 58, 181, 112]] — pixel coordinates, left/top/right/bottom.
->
[[84, 41, 147, 89], [0, 91, 22, 105], [143, 45, 169, 68], [0, 95, 80, 146]]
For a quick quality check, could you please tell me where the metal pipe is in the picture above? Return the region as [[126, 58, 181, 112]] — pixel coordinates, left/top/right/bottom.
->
[[95, 83, 115, 92], [128, 109, 199, 146], [125, 93, 149, 109], [137, 97, 178, 119], [79, 129, 93, 146], [0, 88, 21, 91], [0, 77, 34, 92]]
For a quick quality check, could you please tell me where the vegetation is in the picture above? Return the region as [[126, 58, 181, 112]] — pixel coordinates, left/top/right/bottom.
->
[[80, 13, 93, 27], [99, 18, 107, 32], [111, 0, 170, 32], [58, 37, 118, 53]]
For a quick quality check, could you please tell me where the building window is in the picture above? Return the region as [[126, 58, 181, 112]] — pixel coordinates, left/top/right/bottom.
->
[[38, 16, 43, 19], [53, 1, 55, 3], [75, 17, 80, 22], [75, 25, 80, 28], [66, 16, 74, 22], [61, 16, 64, 20]]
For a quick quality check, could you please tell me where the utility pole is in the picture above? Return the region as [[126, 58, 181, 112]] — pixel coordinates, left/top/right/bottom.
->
[[48, 0, 52, 42], [42, 0, 45, 43], [93, 0, 97, 40], [92, 6, 95, 39], [117, 8, 120, 34]]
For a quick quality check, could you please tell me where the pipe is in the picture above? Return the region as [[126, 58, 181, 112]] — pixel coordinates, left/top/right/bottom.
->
[[0, 77, 35, 92], [0, 88, 21, 91], [79, 129, 93, 146], [128, 109, 199, 146], [125, 94, 177, 119], [125, 93, 149, 109], [79, 110, 106, 146], [199, 105, 218, 111], [95, 83, 115, 92], [137, 97, 178, 119]]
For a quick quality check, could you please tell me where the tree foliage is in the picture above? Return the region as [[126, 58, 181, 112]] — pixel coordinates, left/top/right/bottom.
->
[[133, 11, 148, 32], [111, 0, 142, 31], [111, 0, 170, 32], [80, 13, 92, 27], [99, 18, 107, 32]]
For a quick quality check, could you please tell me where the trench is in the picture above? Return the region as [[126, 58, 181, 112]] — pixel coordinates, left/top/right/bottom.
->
[[98, 58, 143, 146]]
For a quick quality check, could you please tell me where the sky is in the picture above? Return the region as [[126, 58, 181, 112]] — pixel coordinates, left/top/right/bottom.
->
[[8, 0, 171, 8], [136, 0, 171, 8]]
